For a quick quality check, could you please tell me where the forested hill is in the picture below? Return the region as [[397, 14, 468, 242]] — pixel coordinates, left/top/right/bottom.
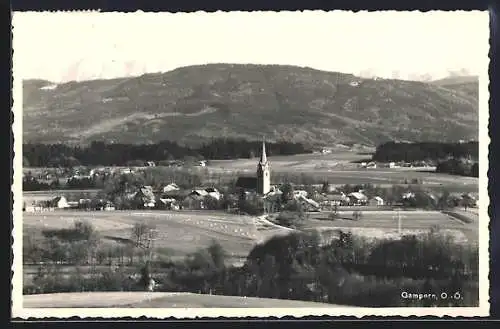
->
[[23, 64, 478, 147]]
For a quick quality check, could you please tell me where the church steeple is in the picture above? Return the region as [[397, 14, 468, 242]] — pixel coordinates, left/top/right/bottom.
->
[[259, 138, 267, 164], [257, 137, 271, 195]]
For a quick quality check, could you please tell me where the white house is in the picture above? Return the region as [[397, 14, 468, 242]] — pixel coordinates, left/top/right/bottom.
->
[[163, 183, 180, 193], [368, 196, 385, 207], [50, 196, 70, 209], [347, 192, 368, 206]]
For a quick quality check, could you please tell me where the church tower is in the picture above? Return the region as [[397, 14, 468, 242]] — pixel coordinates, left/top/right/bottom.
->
[[256, 139, 271, 195]]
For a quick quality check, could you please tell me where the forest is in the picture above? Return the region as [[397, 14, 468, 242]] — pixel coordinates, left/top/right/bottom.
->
[[23, 139, 312, 167], [371, 141, 479, 162]]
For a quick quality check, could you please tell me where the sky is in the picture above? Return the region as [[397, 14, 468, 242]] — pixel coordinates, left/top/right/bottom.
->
[[13, 10, 490, 83]]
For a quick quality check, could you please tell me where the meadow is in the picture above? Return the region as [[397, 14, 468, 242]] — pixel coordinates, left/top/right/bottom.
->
[[23, 291, 342, 308], [23, 210, 289, 259]]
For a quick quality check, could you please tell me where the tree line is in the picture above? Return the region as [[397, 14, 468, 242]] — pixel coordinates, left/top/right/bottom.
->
[[23, 139, 312, 167], [372, 141, 478, 163]]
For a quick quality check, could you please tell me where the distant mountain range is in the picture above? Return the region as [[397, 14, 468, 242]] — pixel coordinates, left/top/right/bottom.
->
[[22, 64, 479, 147]]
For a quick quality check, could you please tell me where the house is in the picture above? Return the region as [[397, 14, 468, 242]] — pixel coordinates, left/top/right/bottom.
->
[[162, 183, 180, 193], [104, 202, 116, 211], [262, 188, 283, 213], [296, 195, 321, 212], [366, 162, 377, 169], [401, 192, 415, 200], [293, 190, 308, 199], [389, 162, 397, 168], [161, 188, 191, 203], [368, 196, 385, 207], [120, 168, 134, 175], [182, 194, 205, 210], [347, 192, 368, 206], [205, 187, 222, 200], [133, 186, 156, 208], [190, 189, 209, 198], [157, 198, 179, 210], [67, 201, 79, 209], [49, 196, 70, 209], [321, 192, 349, 207]]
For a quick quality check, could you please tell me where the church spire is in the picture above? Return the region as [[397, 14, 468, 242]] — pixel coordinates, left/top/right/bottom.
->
[[260, 137, 267, 164]]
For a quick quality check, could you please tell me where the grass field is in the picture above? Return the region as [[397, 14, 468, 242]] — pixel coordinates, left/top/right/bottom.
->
[[207, 153, 478, 190], [23, 292, 343, 308], [23, 210, 289, 258], [301, 210, 479, 245]]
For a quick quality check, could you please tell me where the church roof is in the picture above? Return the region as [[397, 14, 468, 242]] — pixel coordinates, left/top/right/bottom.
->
[[260, 140, 268, 164], [235, 176, 258, 190]]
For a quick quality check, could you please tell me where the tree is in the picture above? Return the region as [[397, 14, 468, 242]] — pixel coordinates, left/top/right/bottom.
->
[[207, 240, 226, 269], [280, 183, 294, 204], [131, 222, 158, 255], [321, 181, 330, 194]]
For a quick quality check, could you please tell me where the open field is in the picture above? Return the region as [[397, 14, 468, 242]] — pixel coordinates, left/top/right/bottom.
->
[[23, 210, 290, 258], [207, 153, 478, 190], [302, 210, 479, 245], [23, 292, 343, 308]]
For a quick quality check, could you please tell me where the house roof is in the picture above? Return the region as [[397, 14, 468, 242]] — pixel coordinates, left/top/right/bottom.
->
[[326, 194, 347, 201], [371, 196, 384, 201], [191, 189, 209, 197], [205, 187, 218, 193], [163, 183, 180, 192], [348, 192, 368, 200], [235, 176, 258, 190]]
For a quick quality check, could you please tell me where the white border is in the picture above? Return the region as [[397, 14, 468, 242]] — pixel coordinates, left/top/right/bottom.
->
[[11, 10, 491, 318]]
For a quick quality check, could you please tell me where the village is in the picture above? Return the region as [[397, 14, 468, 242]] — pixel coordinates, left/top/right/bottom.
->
[[22, 142, 478, 217]]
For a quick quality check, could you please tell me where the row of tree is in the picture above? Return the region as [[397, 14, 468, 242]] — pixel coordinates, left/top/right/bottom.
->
[[23, 138, 312, 167]]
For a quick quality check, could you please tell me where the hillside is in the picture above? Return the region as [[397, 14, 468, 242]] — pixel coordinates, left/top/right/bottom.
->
[[23, 64, 479, 147], [430, 76, 479, 100]]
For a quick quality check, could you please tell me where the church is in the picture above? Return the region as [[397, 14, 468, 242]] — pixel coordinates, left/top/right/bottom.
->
[[235, 140, 272, 195]]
